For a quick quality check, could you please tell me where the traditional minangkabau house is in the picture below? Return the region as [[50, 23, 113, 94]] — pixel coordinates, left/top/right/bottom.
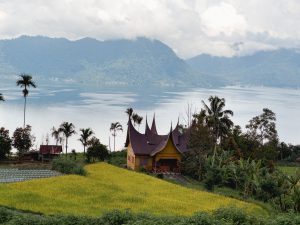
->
[[125, 116, 190, 173]]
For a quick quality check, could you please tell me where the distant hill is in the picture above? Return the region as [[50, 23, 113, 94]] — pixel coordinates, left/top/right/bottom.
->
[[187, 49, 300, 88], [0, 36, 208, 87], [0, 36, 299, 88]]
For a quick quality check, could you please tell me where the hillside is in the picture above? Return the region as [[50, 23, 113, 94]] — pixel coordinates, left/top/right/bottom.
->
[[0, 36, 206, 87], [187, 49, 300, 88], [0, 163, 266, 217]]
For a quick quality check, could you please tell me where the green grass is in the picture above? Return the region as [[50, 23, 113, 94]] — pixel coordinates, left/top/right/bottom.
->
[[278, 166, 300, 176], [0, 163, 267, 217]]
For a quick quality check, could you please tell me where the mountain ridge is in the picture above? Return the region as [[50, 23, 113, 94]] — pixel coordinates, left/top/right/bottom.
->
[[0, 35, 299, 88]]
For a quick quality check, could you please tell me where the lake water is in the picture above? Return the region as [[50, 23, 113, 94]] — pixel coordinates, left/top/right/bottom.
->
[[0, 85, 299, 152]]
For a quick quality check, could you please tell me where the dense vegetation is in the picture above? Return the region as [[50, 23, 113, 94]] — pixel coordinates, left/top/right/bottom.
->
[[0, 206, 299, 225], [182, 96, 300, 213], [0, 163, 265, 217]]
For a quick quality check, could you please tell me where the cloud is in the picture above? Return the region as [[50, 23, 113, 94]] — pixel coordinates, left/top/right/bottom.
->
[[0, 0, 299, 58], [201, 2, 247, 37]]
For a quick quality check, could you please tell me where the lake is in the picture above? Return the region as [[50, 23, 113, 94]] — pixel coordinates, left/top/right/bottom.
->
[[0, 85, 299, 152]]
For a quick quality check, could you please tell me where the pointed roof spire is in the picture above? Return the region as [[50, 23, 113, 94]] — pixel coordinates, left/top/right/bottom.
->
[[170, 121, 173, 133], [145, 114, 151, 134], [151, 113, 158, 134]]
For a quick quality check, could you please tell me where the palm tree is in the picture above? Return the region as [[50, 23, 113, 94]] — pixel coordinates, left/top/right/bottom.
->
[[0, 93, 4, 101], [132, 113, 139, 127], [79, 128, 94, 154], [51, 126, 60, 145], [136, 115, 143, 131], [59, 122, 76, 157], [16, 74, 37, 127], [126, 108, 133, 119], [202, 96, 233, 157], [110, 122, 123, 152]]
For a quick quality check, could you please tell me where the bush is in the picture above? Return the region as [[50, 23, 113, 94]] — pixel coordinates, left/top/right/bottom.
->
[[51, 158, 86, 176], [101, 210, 133, 225], [0, 207, 13, 223], [213, 207, 264, 225], [183, 212, 217, 225], [271, 213, 300, 225]]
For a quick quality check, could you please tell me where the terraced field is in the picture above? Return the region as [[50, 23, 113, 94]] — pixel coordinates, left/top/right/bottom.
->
[[0, 163, 267, 217], [0, 169, 61, 183]]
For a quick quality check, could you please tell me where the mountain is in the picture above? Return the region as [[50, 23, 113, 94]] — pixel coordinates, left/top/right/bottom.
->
[[187, 49, 300, 88], [0, 36, 208, 87], [0, 36, 300, 89]]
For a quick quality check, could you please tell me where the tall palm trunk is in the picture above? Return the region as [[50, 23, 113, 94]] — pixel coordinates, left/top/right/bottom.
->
[[23, 96, 27, 128], [113, 130, 116, 152], [65, 138, 68, 158]]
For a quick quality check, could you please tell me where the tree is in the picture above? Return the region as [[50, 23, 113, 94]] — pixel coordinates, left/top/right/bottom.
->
[[16, 74, 37, 128], [12, 125, 34, 157], [59, 122, 76, 157], [202, 96, 234, 157], [136, 115, 143, 131], [125, 108, 133, 118], [246, 108, 278, 145], [110, 122, 123, 152], [51, 126, 61, 145], [0, 93, 4, 101], [86, 137, 109, 162], [79, 128, 94, 154], [182, 110, 214, 180], [0, 127, 12, 160]]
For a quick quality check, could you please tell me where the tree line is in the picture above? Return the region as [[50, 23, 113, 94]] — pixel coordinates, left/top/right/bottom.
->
[[182, 96, 300, 212]]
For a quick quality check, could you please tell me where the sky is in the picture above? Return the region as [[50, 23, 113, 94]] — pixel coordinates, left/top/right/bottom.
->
[[0, 0, 300, 58]]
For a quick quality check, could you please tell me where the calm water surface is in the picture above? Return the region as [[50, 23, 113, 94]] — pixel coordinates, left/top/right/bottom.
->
[[0, 85, 299, 151]]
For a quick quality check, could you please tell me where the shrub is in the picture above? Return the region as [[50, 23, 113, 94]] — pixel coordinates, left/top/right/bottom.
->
[[271, 213, 300, 225], [183, 212, 217, 225], [213, 207, 264, 225], [0, 207, 14, 223], [51, 158, 86, 176], [101, 210, 133, 225]]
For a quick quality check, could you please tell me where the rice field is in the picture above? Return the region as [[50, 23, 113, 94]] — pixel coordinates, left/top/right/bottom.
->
[[0, 163, 267, 217]]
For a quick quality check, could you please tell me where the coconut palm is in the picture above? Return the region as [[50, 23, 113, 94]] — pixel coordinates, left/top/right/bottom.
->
[[51, 126, 61, 145], [202, 96, 233, 157], [16, 74, 37, 127], [0, 93, 4, 101], [126, 108, 133, 119], [136, 115, 143, 131], [110, 122, 123, 152], [79, 128, 94, 154], [59, 122, 76, 157]]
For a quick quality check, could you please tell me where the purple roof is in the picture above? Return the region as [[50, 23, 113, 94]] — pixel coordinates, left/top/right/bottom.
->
[[125, 116, 190, 156]]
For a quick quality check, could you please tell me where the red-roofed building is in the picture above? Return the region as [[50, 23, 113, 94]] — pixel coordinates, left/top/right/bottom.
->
[[39, 145, 62, 161]]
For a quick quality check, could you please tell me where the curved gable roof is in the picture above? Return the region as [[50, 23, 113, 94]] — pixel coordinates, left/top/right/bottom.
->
[[125, 116, 190, 156]]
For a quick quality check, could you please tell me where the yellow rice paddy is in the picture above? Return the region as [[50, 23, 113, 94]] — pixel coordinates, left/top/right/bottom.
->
[[0, 163, 266, 217]]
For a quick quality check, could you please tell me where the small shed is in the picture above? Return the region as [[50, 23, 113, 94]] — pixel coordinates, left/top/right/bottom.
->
[[39, 145, 62, 161]]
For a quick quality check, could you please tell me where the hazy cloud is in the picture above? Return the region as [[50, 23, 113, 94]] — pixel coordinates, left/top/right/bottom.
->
[[0, 0, 299, 58]]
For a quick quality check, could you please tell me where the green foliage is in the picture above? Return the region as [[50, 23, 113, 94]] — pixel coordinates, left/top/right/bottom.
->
[[101, 210, 133, 225], [213, 207, 264, 225], [0, 127, 12, 160], [51, 158, 86, 176], [86, 138, 109, 163], [0, 207, 13, 223], [1, 206, 300, 225], [107, 150, 127, 167], [12, 125, 34, 156]]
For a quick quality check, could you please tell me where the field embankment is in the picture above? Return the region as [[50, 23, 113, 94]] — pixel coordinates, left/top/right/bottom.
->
[[0, 163, 266, 217]]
